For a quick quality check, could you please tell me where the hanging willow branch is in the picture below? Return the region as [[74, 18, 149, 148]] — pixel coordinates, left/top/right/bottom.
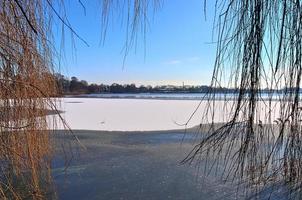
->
[[0, 0, 160, 199], [0, 0, 58, 198], [84, 0, 302, 197], [0, 0, 84, 199], [2, 0, 300, 198], [183, 0, 302, 198], [100, 0, 162, 62]]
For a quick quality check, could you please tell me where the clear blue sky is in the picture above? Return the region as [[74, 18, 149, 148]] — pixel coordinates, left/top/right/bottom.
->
[[55, 0, 217, 86]]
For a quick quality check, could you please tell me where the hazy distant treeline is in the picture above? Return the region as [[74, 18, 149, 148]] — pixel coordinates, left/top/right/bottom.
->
[[55, 74, 225, 94], [55, 74, 291, 95]]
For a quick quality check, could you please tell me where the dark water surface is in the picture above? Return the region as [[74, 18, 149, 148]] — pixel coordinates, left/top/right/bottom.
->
[[52, 130, 287, 200]]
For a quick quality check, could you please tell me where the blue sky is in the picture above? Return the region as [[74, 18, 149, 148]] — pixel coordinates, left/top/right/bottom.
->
[[56, 0, 217, 86]]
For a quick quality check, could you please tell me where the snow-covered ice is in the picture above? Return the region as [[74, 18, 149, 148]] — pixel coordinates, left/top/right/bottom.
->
[[51, 98, 281, 131], [52, 98, 204, 131]]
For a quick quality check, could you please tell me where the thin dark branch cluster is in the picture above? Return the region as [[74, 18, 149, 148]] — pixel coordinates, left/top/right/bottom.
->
[[100, 0, 162, 62], [184, 0, 302, 198]]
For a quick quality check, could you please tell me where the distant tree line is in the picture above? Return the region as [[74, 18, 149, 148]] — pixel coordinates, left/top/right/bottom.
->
[[54, 74, 229, 95], [55, 74, 291, 95]]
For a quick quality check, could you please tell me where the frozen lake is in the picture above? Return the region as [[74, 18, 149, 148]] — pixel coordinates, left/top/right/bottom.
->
[[53, 98, 208, 131], [51, 97, 281, 131]]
